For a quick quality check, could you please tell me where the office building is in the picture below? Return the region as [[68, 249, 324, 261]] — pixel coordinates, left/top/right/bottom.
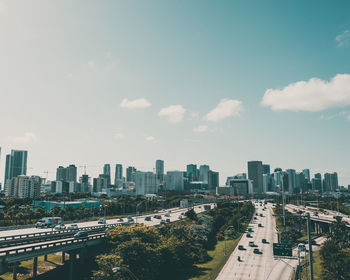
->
[[4, 150, 28, 185], [56, 165, 77, 182], [126, 166, 136, 182], [296, 172, 306, 193], [131, 171, 157, 195], [80, 174, 91, 192], [208, 170, 219, 189], [5, 175, 41, 198], [302, 169, 310, 182], [155, 160, 164, 183], [166, 171, 184, 191], [263, 164, 270, 174], [114, 164, 123, 187], [186, 164, 197, 182], [221, 178, 253, 196], [93, 174, 109, 193], [248, 161, 263, 194], [199, 165, 210, 183], [286, 169, 296, 192], [103, 164, 111, 186], [324, 172, 339, 192]]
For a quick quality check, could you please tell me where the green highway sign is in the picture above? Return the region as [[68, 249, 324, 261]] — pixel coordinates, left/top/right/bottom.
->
[[273, 242, 292, 257]]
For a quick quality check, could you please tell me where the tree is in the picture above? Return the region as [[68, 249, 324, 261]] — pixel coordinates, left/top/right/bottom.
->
[[185, 208, 197, 221]]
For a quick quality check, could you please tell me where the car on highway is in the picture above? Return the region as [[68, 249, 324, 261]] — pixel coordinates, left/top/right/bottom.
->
[[181, 212, 185, 215], [166, 218, 170, 223], [253, 248, 262, 254], [165, 213, 170, 217], [35, 221, 47, 228], [253, 217, 257, 220], [324, 211, 329, 215], [249, 241, 255, 247], [118, 218, 124, 222], [145, 216, 152, 221], [98, 218, 106, 224], [238, 245, 245, 250], [74, 231, 88, 239], [247, 228, 254, 232], [258, 223, 262, 227], [154, 215, 162, 219], [68, 224, 79, 230], [260, 214, 263, 217], [160, 219, 166, 225], [298, 243, 306, 251], [54, 224, 66, 230], [179, 215, 183, 219], [262, 238, 267, 244]]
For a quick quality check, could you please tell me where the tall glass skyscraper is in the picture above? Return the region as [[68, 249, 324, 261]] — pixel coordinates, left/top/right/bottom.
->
[[4, 150, 28, 185]]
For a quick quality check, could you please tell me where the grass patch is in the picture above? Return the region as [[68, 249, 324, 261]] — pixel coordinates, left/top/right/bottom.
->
[[0, 254, 63, 280], [190, 235, 242, 280], [300, 251, 324, 280]]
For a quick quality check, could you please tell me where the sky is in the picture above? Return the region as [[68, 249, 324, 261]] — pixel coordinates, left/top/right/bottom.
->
[[0, 0, 350, 186]]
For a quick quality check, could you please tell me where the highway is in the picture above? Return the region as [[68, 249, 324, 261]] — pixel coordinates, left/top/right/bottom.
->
[[217, 201, 327, 280], [0, 204, 214, 242], [217, 202, 278, 280]]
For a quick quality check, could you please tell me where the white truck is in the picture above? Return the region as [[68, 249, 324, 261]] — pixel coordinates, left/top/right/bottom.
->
[[35, 217, 62, 228]]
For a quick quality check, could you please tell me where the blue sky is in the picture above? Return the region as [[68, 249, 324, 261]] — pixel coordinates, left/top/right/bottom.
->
[[0, 0, 350, 186]]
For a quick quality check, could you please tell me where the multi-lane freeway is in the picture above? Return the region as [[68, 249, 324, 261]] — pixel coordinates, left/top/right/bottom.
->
[[217, 201, 327, 280]]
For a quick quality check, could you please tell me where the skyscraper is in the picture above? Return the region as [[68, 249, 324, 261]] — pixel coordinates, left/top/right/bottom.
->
[[126, 166, 136, 182], [302, 169, 310, 182], [199, 165, 210, 183], [155, 160, 164, 183], [208, 170, 219, 189], [56, 165, 77, 182], [262, 164, 270, 174], [186, 164, 197, 182], [248, 161, 263, 194], [103, 164, 111, 186], [4, 150, 28, 185], [286, 169, 296, 192], [114, 164, 123, 187]]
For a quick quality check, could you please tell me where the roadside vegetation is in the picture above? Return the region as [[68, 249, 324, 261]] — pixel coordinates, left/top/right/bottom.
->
[[91, 201, 254, 280]]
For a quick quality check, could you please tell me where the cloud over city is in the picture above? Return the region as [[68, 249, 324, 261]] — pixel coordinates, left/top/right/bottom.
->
[[120, 98, 151, 109], [261, 74, 350, 112], [158, 105, 186, 123], [205, 99, 243, 122]]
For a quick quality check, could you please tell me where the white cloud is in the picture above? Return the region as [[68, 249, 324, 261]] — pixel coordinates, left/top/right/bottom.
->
[[320, 111, 349, 121], [336, 30, 350, 48], [191, 112, 200, 119], [145, 136, 156, 142], [261, 74, 350, 112], [194, 125, 209, 133], [205, 99, 243, 121], [120, 98, 151, 109], [114, 133, 125, 139], [158, 105, 186, 123], [13, 132, 37, 144]]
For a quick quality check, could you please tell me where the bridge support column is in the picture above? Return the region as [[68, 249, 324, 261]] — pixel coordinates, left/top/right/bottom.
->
[[68, 253, 76, 280], [44, 254, 47, 261], [62, 252, 65, 263], [33, 256, 38, 280], [12, 264, 17, 280]]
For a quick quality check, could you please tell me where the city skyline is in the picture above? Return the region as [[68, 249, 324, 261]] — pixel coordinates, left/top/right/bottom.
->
[[0, 1, 349, 186]]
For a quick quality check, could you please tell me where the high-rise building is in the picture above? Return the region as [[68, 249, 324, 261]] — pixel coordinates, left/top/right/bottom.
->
[[56, 165, 77, 182], [324, 172, 339, 192], [248, 161, 263, 194], [132, 171, 157, 195], [93, 174, 109, 193], [273, 170, 283, 187], [208, 170, 219, 189], [302, 169, 310, 182], [165, 171, 184, 191], [126, 166, 136, 182], [186, 164, 197, 182], [103, 164, 111, 186], [296, 172, 306, 193], [79, 174, 91, 193], [155, 160, 164, 183], [286, 169, 296, 192], [262, 164, 270, 175], [5, 175, 41, 198], [282, 172, 289, 192], [114, 164, 123, 187], [199, 165, 210, 183], [4, 150, 28, 185]]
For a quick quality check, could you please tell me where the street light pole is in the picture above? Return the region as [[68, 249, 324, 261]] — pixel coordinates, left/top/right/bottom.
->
[[306, 213, 314, 280]]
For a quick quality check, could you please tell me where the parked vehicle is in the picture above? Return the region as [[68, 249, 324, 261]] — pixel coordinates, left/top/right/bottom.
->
[[262, 239, 267, 244], [249, 241, 255, 247], [253, 248, 262, 254], [98, 218, 106, 224], [238, 245, 245, 250], [258, 223, 262, 227], [246, 233, 252, 238], [248, 228, 254, 232], [74, 231, 88, 239], [68, 224, 79, 230]]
